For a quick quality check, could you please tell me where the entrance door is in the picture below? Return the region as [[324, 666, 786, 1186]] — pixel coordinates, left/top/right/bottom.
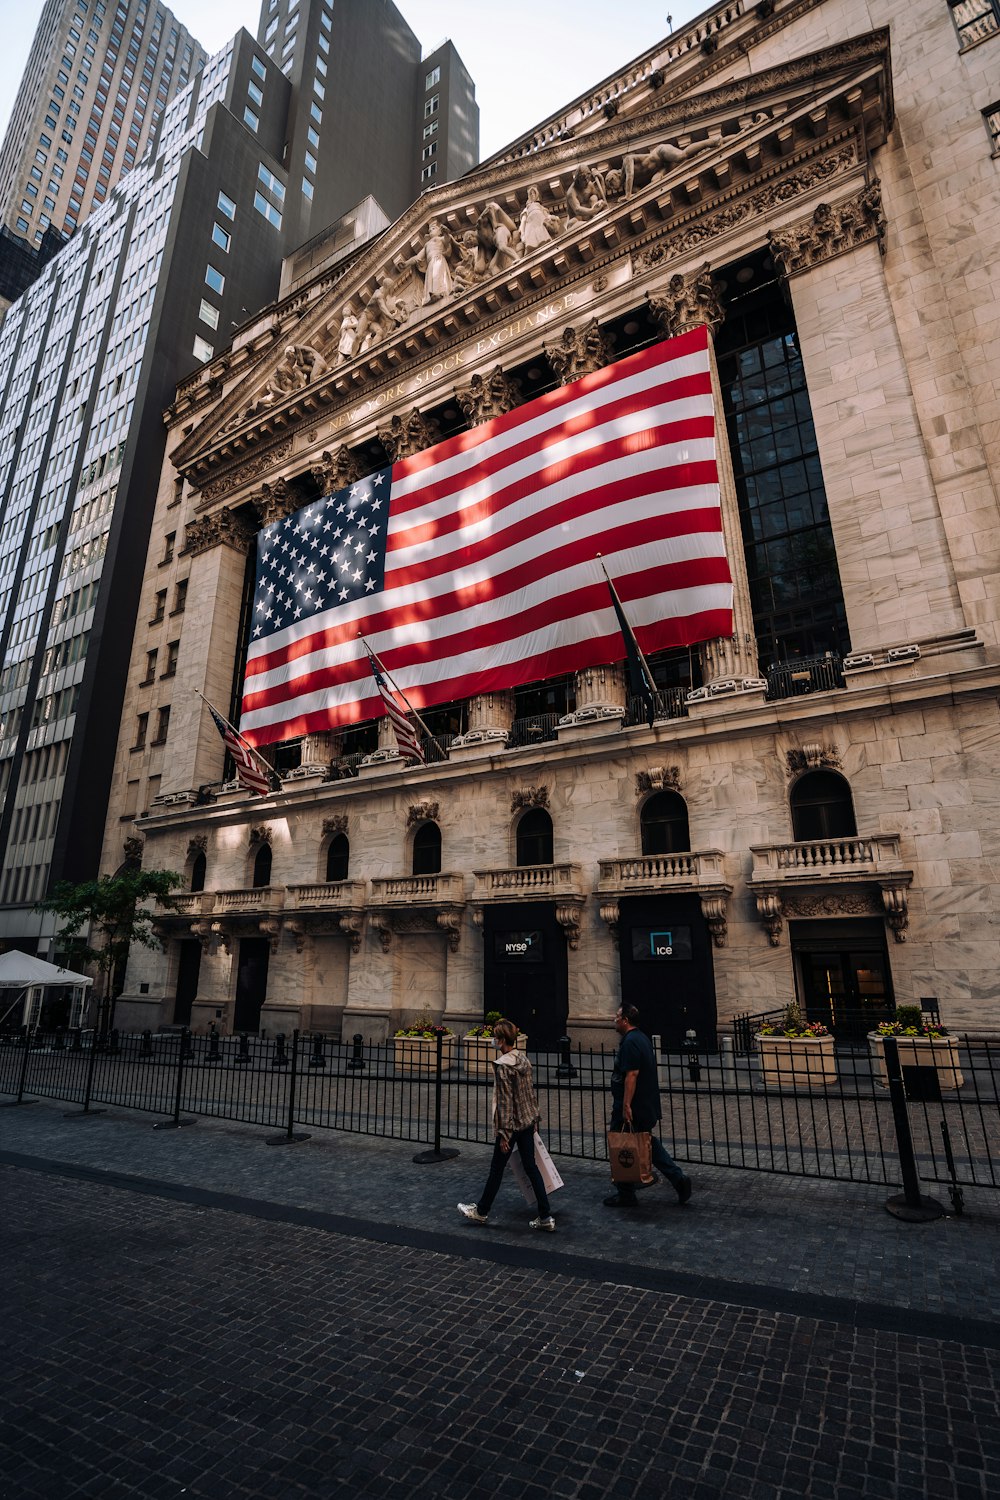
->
[[173, 940, 202, 1027], [482, 903, 568, 1048], [791, 919, 893, 1043], [618, 893, 718, 1051], [233, 937, 270, 1033]]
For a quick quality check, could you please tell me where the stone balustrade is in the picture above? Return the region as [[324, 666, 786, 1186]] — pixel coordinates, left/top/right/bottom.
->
[[214, 886, 286, 914], [286, 880, 367, 909], [472, 863, 584, 901], [597, 850, 728, 888], [750, 834, 904, 879], [369, 872, 467, 905]]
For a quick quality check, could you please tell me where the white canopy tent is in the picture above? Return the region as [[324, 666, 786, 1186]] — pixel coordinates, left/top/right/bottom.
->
[[0, 950, 93, 1031]]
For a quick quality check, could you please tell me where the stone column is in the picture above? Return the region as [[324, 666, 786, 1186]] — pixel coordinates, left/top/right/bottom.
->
[[546, 321, 632, 717], [647, 264, 763, 702], [452, 368, 524, 748]]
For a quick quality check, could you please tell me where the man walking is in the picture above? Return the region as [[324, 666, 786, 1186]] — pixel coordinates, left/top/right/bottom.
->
[[605, 1004, 692, 1209]]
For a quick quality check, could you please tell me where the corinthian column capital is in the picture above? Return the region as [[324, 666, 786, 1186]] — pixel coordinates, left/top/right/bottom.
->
[[647, 261, 725, 340]]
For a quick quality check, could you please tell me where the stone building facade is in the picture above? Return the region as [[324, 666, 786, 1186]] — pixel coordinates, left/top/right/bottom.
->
[[102, 0, 1000, 1046]]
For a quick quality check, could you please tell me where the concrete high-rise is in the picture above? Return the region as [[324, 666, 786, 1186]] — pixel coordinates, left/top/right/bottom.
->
[[0, 0, 205, 292]]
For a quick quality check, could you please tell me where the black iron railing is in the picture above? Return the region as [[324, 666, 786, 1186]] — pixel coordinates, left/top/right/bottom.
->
[[2, 1026, 998, 1206], [764, 653, 845, 701]]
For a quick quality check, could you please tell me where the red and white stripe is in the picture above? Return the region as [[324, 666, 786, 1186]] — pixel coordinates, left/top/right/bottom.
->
[[240, 325, 732, 746]]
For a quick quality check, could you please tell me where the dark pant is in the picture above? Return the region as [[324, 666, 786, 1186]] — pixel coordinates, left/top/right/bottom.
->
[[478, 1126, 550, 1217], [609, 1113, 686, 1203]]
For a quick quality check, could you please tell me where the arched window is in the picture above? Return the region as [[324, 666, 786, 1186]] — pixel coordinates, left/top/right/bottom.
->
[[412, 822, 441, 876], [251, 842, 272, 888], [516, 808, 553, 866], [189, 850, 206, 892], [790, 770, 857, 841], [326, 834, 349, 882], [640, 791, 691, 855]]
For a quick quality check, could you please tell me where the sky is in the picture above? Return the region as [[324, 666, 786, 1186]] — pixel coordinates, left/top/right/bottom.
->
[[0, 0, 704, 163]]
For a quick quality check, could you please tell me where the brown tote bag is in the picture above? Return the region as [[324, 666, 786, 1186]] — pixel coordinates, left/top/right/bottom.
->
[[607, 1124, 653, 1184]]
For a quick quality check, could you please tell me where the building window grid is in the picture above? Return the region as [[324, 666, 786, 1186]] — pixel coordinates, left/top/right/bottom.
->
[[949, 0, 1000, 46]]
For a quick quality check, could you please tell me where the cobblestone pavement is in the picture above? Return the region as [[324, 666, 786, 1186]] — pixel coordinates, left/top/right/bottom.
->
[[2, 1102, 999, 1498]]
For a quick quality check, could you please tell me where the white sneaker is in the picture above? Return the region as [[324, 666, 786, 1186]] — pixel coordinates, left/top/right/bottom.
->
[[457, 1202, 488, 1224], [529, 1215, 556, 1232]]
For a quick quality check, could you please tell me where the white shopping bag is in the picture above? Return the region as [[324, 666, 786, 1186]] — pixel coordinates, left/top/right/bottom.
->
[[510, 1131, 564, 1205]]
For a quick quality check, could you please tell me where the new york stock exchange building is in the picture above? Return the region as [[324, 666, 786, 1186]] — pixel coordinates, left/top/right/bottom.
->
[[102, 0, 1000, 1049]]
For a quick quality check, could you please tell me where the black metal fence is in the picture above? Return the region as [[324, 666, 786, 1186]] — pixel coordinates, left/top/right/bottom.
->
[[3, 1027, 998, 1211]]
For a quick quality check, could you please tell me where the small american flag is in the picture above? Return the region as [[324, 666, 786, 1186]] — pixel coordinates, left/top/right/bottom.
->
[[240, 326, 732, 747], [207, 703, 272, 796], [367, 650, 425, 763]]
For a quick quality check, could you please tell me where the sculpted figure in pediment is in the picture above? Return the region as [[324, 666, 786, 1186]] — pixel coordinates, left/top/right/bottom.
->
[[564, 165, 608, 225], [404, 218, 457, 303], [477, 201, 520, 275], [335, 302, 359, 363], [518, 185, 563, 254], [623, 133, 721, 196], [451, 228, 483, 292]]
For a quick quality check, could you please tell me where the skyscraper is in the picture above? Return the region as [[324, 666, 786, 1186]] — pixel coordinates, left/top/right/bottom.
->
[[0, 1, 479, 957], [0, 0, 205, 312]]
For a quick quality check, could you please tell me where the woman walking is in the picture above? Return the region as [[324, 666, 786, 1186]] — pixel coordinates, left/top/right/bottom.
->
[[457, 1019, 555, 1232]]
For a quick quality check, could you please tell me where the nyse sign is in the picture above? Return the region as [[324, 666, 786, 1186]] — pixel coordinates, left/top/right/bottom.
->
[[631, 926, 693, 962], [494, 929, 544, 964]]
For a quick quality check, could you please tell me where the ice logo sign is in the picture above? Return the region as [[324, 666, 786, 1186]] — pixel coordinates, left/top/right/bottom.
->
[[650, 931, 674, 957]]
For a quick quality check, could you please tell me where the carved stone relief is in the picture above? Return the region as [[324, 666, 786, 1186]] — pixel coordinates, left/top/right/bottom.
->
[[253, 477, 297, 528], [122, 836, 144, 863], [635, 766, 681, 795], [547, 319, 614, 385], [780, 890, 881, 918], [248, 825, 273, 848], [456, 366, 523, 425], [311, 446, 364, 495], [322, 815, 349, 838], [767, 179, 886, 278], [407, 800, 440, 827], [377, 409, 441, 462], [647, 262, 724, 339], [511, 787, 550, 812], [198, 442, 293, 501], [182, 507, 258, 558], [186, 835, 208, 857], [785, 744, 842, 775]]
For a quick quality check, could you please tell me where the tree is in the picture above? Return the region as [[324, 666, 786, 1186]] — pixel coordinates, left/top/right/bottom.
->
[[36, 868, 183, 1034]]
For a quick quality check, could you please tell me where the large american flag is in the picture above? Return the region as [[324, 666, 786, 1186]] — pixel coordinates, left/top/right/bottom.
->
[[239, 325, 733, 747]]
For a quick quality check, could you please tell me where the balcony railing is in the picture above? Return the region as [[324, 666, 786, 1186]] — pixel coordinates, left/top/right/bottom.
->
[[286, 880, 367, 910], [764, 654, 845, 702], [750, 834, 905, 880], [157, 892, 213, 918], [369, 872, 466, 905], [623, 688, 688, 725], [214, 886, 286, 914], [508, 714, 561, 748], [597, 850, 727, 890], [472, 863, 584, 901]]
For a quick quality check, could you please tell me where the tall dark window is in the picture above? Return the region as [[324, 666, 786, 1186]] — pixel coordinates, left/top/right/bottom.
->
[[252, 842, 272, 888], [640, 792, 690, 855], [516, 809, 553, 866], [326, 834, 349, 882], [189, 850, 206, 892], [790, 771, 857, 841], [716, 251, 849, 668], [412, 823, 441, 876]]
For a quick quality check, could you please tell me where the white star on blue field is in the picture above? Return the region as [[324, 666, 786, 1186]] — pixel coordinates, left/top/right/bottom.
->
[[252, 471, 390, 639]]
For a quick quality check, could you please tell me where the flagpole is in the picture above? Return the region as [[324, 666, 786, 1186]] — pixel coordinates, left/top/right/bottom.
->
[[596, 556, 660, 701], [358, 637, 448, 762], [194, 688, 275, 782]]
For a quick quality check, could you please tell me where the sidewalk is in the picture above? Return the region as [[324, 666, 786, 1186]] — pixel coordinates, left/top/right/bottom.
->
[[3, 1096, 999, 1332]]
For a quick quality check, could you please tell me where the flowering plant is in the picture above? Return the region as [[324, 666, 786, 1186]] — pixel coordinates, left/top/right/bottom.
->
[[467, 1010, 503, 1039], [394, 1013, 454, 1039], [875, 1004, 948, 1039], [759, 1004, 830, 1039]]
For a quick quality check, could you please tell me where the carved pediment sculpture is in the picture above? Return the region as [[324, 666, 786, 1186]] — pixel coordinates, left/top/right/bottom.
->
[[546, 319, 614, 386]]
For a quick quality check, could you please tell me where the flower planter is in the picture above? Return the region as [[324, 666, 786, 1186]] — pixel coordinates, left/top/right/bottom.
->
[[392, 1035, 457, 1073], [755, 1034, 837, 1089], [463, 1033, 527, 1076], [867, 1033, 963, 1090]]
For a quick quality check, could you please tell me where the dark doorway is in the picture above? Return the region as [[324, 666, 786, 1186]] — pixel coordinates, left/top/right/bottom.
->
[[482, 902, 567, 1048], [618, 893, 717, 1051], [412, 822, 441, 875], [791, 919, 893, 1042], [173, 940, 202, 1027], [233, 936, 270, 1033]]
